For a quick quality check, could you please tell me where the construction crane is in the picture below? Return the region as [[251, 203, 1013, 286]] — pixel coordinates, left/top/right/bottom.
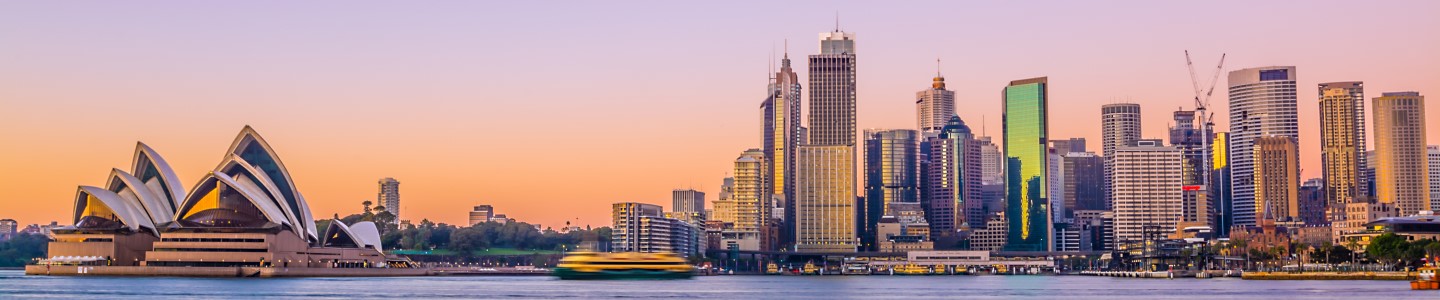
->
[[1184, 50, 1225, 195]]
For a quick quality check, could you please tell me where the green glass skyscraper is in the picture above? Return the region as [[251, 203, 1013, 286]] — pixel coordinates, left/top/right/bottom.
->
[[1003, 77, 1051, 251]]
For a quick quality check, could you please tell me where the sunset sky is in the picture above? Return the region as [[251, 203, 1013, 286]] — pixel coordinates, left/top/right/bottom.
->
[[2, 1, 1437, 229]]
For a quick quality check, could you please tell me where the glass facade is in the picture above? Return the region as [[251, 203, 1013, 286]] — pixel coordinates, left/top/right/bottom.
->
[[1003, 78, 1050, 251]]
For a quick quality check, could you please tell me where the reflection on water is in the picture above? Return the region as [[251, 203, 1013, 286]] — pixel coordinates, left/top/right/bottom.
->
[[0, 270, 1417, 299]]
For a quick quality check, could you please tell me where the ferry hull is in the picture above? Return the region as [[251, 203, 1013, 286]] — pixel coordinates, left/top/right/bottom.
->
[[553, 267, 693, 280]]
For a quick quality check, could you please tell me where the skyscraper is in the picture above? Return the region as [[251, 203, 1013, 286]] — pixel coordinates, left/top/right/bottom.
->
[[1112, 143, 1183, 244], [794, 27, 859, 252], [1227, 66, 1299, 227], [1373, 92, 1430, 215], [378, 177, 400, 221], [795, 145, 857, 252], [1102, 103, 1142, 210], [763, 49, 802, 237], [672, 189, 706, 215], [917, 72, 956, 132], [1211, 132, 1234, 236], [808, 30, 857, 147], [863, 129, 919, 251], [1319, 81, 1366, 224], [1254, 136, 1300, 220], [1003, 77, 1051, 251], [924, 116, 982, 246]]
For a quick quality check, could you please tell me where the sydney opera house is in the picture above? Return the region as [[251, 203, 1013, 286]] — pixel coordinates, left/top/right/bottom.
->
[[27, 127, 425, 277]]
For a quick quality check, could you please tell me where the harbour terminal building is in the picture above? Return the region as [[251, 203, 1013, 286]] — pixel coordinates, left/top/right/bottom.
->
[[29, 127, 421, 277]]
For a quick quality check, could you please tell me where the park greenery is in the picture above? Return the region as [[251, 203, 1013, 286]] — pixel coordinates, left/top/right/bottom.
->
[[324, 201, 612, 261], [0, 234, 49, 267]]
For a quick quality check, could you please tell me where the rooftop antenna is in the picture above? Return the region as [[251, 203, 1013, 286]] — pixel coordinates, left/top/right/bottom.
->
[[936, 57, 942, 77], [834, 11, 840, 32]]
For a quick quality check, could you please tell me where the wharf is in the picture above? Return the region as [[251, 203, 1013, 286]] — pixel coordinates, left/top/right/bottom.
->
[[1242, 271, 1413, 280]]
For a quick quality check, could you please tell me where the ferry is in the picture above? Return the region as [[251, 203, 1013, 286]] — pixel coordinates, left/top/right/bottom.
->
[[1413, 265, 1439, 290], [765, 263, 781, 275], [893, 263, 933, 275], [553, 252, 693, 280], [801, 262, 819, 275]]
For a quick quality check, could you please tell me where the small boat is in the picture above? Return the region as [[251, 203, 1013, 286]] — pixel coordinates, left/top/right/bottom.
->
[[553, 252, 693, 280], [802, 262, 819, 275], [1413, 265, 1439, 290], [955, 265, 969, 275], [765, 263, 781, 275], [893, 263, 933, 275]]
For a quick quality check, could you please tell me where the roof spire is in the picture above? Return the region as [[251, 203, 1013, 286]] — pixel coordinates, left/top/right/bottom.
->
[[834, 11, 840, 32], [784, 38, 789, 59]]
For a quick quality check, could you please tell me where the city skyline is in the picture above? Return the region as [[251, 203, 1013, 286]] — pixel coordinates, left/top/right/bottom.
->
[[4, 1, 1440, 229]]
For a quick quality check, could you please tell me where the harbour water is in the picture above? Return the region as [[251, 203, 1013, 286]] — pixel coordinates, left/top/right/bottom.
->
[[0, 270, 1424, 299]]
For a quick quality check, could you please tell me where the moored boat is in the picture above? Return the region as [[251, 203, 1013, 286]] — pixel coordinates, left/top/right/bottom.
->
[[893, 263, 933, 275], [553, 252, 693, 280], [1413, 265, 1439, 290]]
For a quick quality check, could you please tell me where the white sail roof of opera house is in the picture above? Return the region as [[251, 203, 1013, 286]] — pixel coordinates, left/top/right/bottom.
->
[[218, 126, 318, 242], [321, 220, 384, 251], [62, 126, 322, 243], [72, 186, 159, 236]]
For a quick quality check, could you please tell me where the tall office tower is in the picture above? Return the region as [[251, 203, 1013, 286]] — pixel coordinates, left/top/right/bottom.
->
[[763, 49, 803, 234], [1102, 103, 1142, 210], [862, 129, 919, 251], [925, 116, 982, 245], [1227, 66, 1299, 227], [808, 30, 857, 146], [917, 72, 956, 132], [1003, 77, 1051, 251], [793, 27, 859, 253], [1170, 110, 1210, 185], [1254, 136, 1300, 220], [378, 178, 400, 221], [1064, 152, 1105, 212], [1319, 82, 1366, 225], [1298, 178, 1327, 225], [979, 136, 1004, 185], [732, 149, 768, 233], [1373, 92, 1431, 215], [1430, 145, 1440, 210], [1112, 143, 1183, 244], [672, 189, 707, 214], [1210, 132, 1234, 236], [795, 145, 857, 252]]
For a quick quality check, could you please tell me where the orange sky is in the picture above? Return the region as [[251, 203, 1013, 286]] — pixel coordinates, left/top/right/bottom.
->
[[2, 1, 1437, 229]]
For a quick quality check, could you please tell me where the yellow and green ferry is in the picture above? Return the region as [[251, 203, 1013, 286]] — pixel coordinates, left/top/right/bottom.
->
[[553, 252, 694, 280]]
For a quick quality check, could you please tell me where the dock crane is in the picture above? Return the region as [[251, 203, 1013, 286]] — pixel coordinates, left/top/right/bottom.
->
[[1184, 51, 1225, 194]]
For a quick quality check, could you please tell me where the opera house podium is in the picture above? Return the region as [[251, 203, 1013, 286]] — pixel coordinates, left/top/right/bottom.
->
[[28, 127, 427, 277]]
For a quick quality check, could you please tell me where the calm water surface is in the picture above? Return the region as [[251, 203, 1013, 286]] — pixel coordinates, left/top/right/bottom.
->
[[0, 270, 1425, 299]]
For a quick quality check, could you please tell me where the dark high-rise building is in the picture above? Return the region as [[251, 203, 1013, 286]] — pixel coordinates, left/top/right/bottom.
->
[[1298, 178, 1327, 225], [925, 116, 982, 247], [1064, 152, 1105, 212], [1003, 77, 1051, 251], [863, 129, 919, 251], [1211, 132, 1234, 236]]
